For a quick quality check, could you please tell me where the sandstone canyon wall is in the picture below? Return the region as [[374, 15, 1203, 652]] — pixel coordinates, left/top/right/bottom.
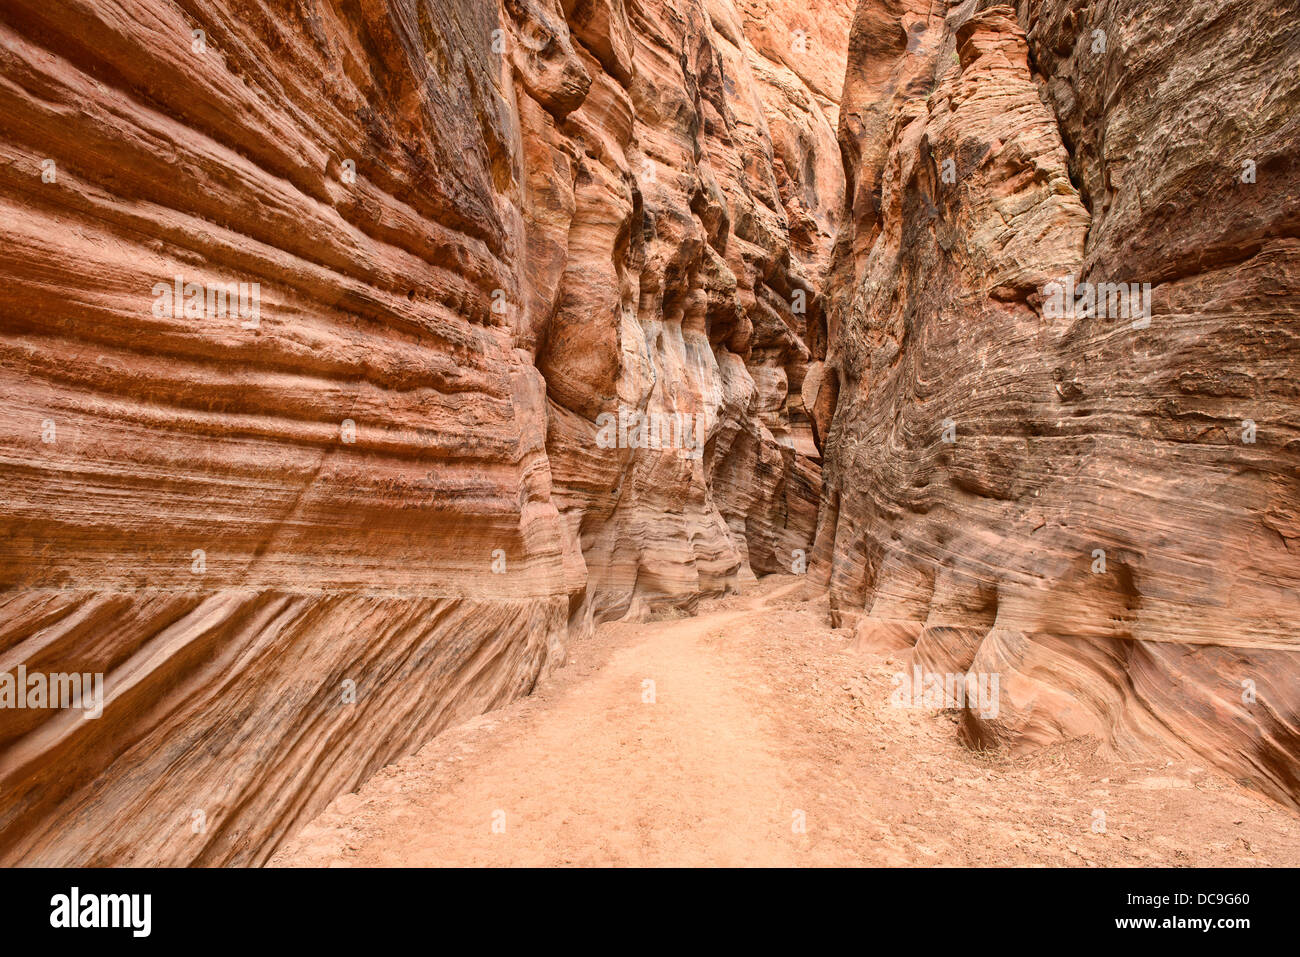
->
[[2, 0, 1297, 868], [813, 0, 1300, 807], [0, 0, 845, 864]]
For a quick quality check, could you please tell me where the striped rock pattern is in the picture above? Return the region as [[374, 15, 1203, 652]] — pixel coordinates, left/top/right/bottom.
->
[[0, 0, 845, 864], [814, 0, 1300, 807]]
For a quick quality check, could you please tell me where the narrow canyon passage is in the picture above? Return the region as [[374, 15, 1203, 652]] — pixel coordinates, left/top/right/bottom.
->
[[272, 577, 1300, 868], [0, 0, 1296, 871]]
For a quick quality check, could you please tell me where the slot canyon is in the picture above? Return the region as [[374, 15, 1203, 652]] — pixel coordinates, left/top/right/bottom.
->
[[0, 0, 1297, 867]]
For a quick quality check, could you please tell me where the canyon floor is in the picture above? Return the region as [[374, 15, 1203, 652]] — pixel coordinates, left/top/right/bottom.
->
[[271, 577, 1300, 867]]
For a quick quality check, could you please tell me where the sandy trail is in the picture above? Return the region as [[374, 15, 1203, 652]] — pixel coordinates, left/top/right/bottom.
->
[[272, 577, 1300, 867]]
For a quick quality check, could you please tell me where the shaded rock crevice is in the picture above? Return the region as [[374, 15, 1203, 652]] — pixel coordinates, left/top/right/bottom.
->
[[817, 0, 1300, 809]]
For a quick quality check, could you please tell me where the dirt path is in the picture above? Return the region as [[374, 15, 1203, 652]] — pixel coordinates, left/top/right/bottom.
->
[[271, 577, 1300, 867]]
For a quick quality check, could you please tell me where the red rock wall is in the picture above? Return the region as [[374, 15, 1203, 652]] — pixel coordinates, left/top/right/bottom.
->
[[814, 0, 1300, 807], [7, 0, 1292, 865], [0, 0, 846, 864], [522, 0, 849, 623]]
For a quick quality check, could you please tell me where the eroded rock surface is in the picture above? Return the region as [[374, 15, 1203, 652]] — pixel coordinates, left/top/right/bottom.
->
[[814, 0, 1300, 807], [0, 0, 844, 864], [2, 0, 1296, 867]]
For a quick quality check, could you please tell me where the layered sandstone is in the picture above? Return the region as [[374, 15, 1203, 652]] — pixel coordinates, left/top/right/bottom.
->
[[814, 0, 1300, 806], [0, 0, 844, 864], [3, 0, 1295, 867]]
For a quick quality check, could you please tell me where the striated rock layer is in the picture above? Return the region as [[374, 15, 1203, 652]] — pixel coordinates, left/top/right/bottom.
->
[[0, 0, 845, 864], [814, 0, 1300, 806]]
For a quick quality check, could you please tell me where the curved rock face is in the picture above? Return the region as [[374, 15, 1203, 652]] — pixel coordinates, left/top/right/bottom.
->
[[524, 0, 849, 624], [0, 0, 845, 863], [815, 0, 1300, 807], [3, 0, 1295, 866]]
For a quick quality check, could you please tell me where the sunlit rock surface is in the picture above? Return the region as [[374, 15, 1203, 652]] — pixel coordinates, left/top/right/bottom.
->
[[0, 0, 844, 864]]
